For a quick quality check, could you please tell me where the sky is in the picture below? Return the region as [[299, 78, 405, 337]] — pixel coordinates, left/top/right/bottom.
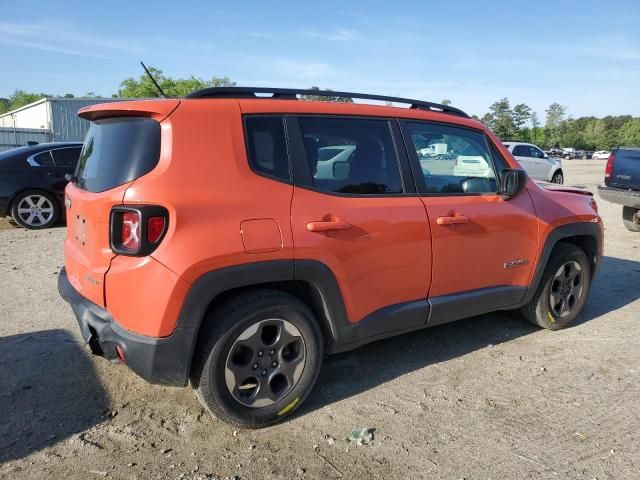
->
[[1, 0, 639, 119]]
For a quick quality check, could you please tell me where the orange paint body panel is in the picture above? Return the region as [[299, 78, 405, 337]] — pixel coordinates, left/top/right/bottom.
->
[[105, 255, 190, 337], [291, 188, 431, 323], [240, 219, 283, 254]]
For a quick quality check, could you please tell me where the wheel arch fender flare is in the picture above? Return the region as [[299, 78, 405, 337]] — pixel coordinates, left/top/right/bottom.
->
[[523, 222, 602, 305]]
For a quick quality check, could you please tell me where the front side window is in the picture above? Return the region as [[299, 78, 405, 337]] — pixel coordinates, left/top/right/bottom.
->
[[407, 122, 498, 194], [298, 117, 403, 195], [245, 116, 290, 182]]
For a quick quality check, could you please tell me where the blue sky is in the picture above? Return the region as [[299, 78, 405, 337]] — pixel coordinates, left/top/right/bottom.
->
[[1, 0, 639, 118]]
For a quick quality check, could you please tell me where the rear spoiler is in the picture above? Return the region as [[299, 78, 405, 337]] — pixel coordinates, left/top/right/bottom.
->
[[78, 99, 180, 122]]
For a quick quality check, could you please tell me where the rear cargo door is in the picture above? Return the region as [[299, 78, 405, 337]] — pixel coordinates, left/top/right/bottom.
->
[[64, 116, 164, 307], [611, 149, 640, 190]]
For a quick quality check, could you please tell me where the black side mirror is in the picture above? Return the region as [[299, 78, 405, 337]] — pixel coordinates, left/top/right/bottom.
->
[[501, 169, 527, 198]]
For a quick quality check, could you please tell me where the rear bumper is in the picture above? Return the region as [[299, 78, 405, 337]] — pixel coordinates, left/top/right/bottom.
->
[[598, 185, 640, 209], [58, 267, 194, 386]]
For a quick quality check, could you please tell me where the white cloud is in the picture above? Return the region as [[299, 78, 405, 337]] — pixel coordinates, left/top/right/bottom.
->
[[299, 28, 357, 41]]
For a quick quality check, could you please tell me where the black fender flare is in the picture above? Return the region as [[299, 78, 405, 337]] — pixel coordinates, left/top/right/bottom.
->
[[522, 221, 603, 305]]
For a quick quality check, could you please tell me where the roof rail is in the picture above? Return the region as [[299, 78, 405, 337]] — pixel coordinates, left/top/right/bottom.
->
[[185, 87, 470, 118]]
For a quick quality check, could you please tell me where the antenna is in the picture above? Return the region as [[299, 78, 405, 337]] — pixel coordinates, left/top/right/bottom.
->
[[140, 61, 168, 98]]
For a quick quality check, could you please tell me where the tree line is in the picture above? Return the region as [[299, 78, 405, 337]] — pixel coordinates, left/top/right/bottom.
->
[[1, 69, 637, 149]]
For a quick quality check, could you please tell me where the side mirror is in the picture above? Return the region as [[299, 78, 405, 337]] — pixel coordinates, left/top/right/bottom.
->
[[501, 169, 527, 198], [333, 160, 350, 180], [543, 154, 549, 159]]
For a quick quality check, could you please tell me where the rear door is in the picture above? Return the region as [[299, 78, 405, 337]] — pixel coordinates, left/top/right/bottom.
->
[[288, 116, 431, 326], [64, 117, 162, 307], [401, 120, 539, 321]]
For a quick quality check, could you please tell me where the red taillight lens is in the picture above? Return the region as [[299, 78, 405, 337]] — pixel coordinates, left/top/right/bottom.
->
[[605, 153, 615, 178], [147, 216, 165, 244], [121, 211, 141, 251]]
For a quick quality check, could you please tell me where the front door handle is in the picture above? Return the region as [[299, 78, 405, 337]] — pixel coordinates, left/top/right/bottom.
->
[[306, 219, 352, 232], [436, 215, 470, 225]]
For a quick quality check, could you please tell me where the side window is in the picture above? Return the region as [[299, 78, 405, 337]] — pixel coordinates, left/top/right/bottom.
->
[[245, 116, 290, 182], [530, 146, 545, 158], [512, 145, 529, 157], [32, 151, 54, 167], [406, 121, 498, 194], [298, 117, 403, 195], [51, 147, 81, 168]]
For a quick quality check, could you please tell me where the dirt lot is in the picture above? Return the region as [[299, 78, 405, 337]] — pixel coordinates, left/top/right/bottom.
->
[[1, 160, 638, 480]]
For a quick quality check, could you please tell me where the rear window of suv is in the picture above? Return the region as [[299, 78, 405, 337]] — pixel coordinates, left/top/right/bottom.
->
[[75, 117, 161, 193]]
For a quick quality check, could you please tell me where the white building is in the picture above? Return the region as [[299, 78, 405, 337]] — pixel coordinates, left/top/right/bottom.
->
[[0, 97, 121, 151]]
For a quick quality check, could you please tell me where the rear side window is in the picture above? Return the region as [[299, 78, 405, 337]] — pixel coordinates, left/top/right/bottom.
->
[[298, 117, 403, 195], [245, 116, 290, 182], [75, 117, 160, 193], [32, 151, 54, 167], [51, 147, 81, 168], [406, 121, 498, 194]]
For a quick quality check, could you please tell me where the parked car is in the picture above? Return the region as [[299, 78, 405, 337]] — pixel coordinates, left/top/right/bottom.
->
[[592, 150, 611, 160], [58, 88, 602, 428], [598, 147, 640, 232], [502, 142, 564, 183], [0, 142, 82, 229]]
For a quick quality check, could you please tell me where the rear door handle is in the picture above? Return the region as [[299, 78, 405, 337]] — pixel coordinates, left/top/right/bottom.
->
[[306, 219, 352, 232], [436, 215, 470, 225]]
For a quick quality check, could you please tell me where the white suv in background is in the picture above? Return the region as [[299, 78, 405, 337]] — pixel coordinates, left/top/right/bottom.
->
[[503, 142, 564, 184]]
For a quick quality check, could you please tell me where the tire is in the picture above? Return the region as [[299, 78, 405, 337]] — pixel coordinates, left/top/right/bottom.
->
[[191, 289, 323, 428], [622, 206, 640, 232], [551, 170, 564, 184], [10, 189, 59, 229], [521, 243, 591, 330]]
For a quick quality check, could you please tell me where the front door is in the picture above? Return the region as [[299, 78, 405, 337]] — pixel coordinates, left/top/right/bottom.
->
[[289, 116, 431, 325], [402, 121, 539, 323]]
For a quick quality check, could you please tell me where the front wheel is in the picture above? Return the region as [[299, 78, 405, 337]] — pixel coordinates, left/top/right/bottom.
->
[[622, 206, 640, 232], [10, 190, 59, 229], [521, 243, 591, 330], [551, 171, 564, 184], [191, 289, 323, 428]]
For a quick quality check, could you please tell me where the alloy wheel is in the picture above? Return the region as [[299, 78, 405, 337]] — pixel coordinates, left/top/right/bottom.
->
[[549, 260, 584, 318], [16, 195, 55, 227], [224, 319, 306, 408]]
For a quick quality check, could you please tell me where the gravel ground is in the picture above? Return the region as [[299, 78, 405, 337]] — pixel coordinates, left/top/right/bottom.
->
[[1, 160, 639, 480]]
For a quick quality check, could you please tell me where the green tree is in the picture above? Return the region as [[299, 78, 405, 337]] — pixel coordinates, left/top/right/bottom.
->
[[512, 103, 532, 140], [619, 118, 640, 146], [5, 90, 50, 110], [544, 103, 566, 147], [530, 112, 541, 145], [441, 99, 452, 106], [0, 98, 9, 115], [117, 67, 235, 98], [483, 98, 516, 140], [301, 86, 354, 103]]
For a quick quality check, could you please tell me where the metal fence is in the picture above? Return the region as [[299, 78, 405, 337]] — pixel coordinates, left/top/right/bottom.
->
[[0, 128, 52, 152]]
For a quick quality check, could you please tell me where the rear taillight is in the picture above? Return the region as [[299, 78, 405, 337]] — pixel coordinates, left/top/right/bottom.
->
[[110, 206, 168, 256], [605, 153, 615, 179], [147, 216, 166, 244], [121, 211, 141, 252]]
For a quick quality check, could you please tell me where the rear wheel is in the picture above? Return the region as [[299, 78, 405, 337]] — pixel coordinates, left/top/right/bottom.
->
[[551, 170, 564, 184], [10, 190, 59, 229], [622, 206, 640, 232], [191, 289, 323, 428], [521, 243, 591, 330]]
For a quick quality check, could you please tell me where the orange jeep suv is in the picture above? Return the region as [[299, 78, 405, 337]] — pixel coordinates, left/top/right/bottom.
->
[[58, 88, 603, 427]]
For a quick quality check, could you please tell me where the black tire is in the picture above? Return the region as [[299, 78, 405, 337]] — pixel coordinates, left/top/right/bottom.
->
[[622, 206, 640, 232], [521, 243, 591, 330], [191, 289, 323, 428], [10, 189, 59, 229], [551, 170, 564, 184]]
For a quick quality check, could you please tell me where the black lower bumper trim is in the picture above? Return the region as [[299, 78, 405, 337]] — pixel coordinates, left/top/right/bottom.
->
[[58, 267, 194, 386]]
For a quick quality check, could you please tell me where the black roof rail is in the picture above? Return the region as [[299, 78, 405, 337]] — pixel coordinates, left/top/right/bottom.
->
[[185, 87, 470, 118]]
